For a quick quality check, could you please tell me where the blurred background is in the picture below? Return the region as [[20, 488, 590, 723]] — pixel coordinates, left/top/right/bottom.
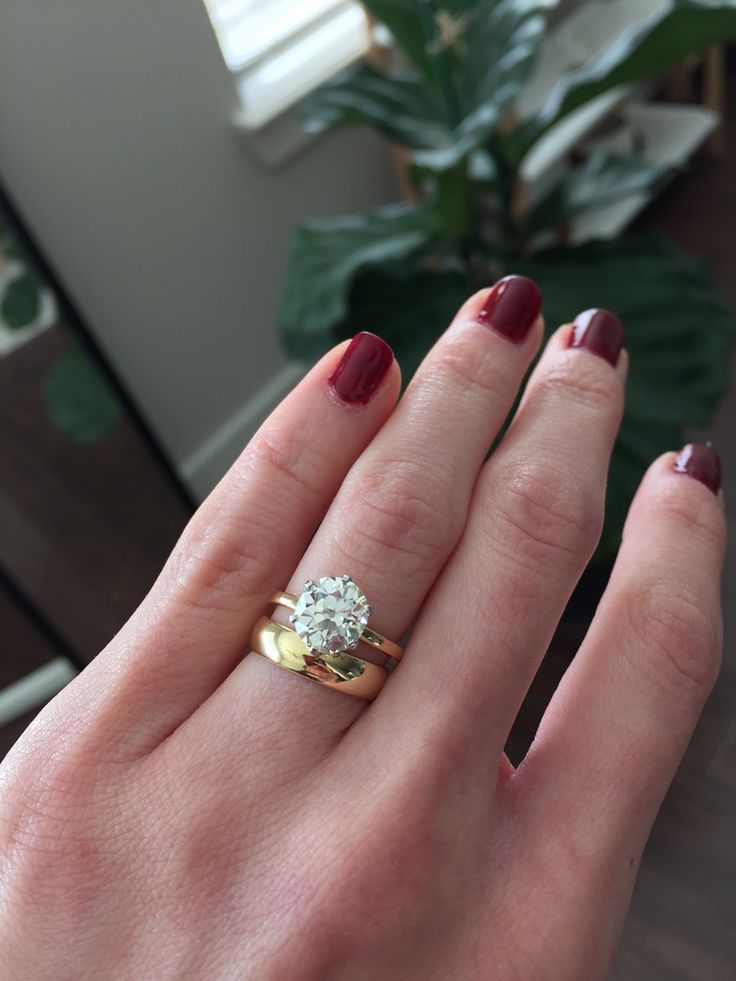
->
[[0, 1, 734, 976]]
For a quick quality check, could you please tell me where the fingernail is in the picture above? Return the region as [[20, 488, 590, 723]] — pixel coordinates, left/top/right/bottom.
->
[[569, 309, 623, 366], [477, 275, 541, 343], [328, 332, 394, 405], [673, 442, 721, 495]]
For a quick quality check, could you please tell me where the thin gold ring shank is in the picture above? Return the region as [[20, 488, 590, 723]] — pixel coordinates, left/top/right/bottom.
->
[[250, 617, 387, 700], [270, 591, 404, 663]]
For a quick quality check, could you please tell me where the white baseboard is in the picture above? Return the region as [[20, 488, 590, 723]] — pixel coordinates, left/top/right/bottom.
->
[[178, 360, 307, 500], [0, 657, 77, 727]]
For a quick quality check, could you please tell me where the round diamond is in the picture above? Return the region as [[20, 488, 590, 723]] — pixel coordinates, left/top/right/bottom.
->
[[291, 575, 371, 654]]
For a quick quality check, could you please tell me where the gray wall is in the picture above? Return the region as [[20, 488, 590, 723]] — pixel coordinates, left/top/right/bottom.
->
[[0, 1, 398, 496]]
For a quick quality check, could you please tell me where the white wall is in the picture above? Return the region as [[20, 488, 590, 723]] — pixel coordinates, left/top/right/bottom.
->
[[0, 1, 398, 496]]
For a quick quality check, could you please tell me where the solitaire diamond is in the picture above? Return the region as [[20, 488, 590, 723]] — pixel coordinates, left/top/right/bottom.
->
[[291, 575, 372, 655]]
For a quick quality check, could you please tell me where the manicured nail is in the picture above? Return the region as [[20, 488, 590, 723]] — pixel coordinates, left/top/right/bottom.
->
[[477, 275, 542, 343], [569, 309, 623, 366], [673, 442, 721, 495], [328, 332, 393, 405]]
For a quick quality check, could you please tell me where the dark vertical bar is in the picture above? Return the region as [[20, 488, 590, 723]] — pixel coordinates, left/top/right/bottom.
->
[[0, 563, 85, 672]]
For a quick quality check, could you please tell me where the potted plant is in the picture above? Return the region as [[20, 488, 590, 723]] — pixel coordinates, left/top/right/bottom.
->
[[280, 0, 736, 558]]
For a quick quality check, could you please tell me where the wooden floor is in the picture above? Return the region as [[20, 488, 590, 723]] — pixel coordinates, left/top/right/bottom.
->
[[2, 75, 736, 981], [0, 325, 191, 748]]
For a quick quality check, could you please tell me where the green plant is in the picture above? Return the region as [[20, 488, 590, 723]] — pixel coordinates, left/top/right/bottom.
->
[[280, 0, 736, 556]]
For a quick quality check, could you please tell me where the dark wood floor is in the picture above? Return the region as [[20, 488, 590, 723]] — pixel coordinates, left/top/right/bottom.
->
[[0, 326, 191, 750], [0, 328, 191, 662], [2, 69, 736, 981]]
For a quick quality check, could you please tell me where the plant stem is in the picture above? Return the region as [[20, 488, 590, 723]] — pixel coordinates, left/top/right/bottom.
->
[[492, 151, 519, 251], [417, 0, 461, 130]]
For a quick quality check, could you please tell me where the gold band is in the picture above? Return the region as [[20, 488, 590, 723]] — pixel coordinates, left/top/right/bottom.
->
[[270, 591, 403, 664], [250, 617, 387, 700]]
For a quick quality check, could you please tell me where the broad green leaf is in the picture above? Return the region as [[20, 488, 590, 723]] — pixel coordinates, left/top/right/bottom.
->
[[305, 2, 545, 170], [523, 152, 672, 237], [0, 211, 27, 262], [340, 266, 472, 378], [515, 234, 736, 553], [512, 0, 736, 163], [412, 0, 547, 170], [456, 0, 546, 116], [0, 234, 25, 262], [281, 263, 471, 365], [362, 0, 436, 83], [43, 347, 121, 444], [302, 63, 449, 147], [1, 270, 42, 329], [361, 0, 498, 86], [279, 203, 441, 354]]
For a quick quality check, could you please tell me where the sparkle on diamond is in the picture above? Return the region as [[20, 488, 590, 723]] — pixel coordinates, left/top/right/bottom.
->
[[292, 575, 370, 654]]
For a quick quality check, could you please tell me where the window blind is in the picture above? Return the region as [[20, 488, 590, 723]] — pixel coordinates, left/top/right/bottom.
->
[[203, 0, 370, 128]]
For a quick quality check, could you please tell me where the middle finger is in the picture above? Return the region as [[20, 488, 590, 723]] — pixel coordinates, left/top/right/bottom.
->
[[375, 309, 626, 758]]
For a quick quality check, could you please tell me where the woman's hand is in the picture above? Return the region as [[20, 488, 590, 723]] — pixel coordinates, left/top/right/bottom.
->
[[0, 278, 725, 980]]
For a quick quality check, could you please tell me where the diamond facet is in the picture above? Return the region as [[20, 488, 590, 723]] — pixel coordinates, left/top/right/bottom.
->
[[291, 575, 370, 654]]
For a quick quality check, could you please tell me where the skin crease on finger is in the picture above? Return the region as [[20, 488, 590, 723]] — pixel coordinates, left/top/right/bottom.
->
[[0, 282, 727, 980]]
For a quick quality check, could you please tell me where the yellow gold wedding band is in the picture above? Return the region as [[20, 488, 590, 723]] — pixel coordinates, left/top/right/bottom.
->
[[250, 617, 387, 700], [271, 590, 404, 663]]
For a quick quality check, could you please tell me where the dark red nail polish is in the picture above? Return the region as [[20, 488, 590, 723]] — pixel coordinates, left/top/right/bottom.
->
[[673, 443, 721, 495], [477, 275, 541, 343], [328, 332, 393, 405], [569, 309, 623, 366]]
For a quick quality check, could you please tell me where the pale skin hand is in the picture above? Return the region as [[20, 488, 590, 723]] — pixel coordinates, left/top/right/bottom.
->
[[0, 279, 726, 980]]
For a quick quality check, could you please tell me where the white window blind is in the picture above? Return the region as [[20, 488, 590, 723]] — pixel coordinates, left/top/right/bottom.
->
[[203, 0, 370, 129]]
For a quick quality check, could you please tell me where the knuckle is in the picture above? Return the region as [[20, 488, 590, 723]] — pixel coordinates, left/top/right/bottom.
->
[[312, 749, 468, 947], [534, 352, 622, 416], [336, 462, 454, 572], [248, 424, 325, 503], [492, 460, 602, 569], [426, 336, 507, 405], [623, 581, 722, 698], [0, 747, 118, 868], [655, 480, 726, 554], [169, 515, 278, 614], [162, 420, 334, 615], [1, 778, 127, 935]]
